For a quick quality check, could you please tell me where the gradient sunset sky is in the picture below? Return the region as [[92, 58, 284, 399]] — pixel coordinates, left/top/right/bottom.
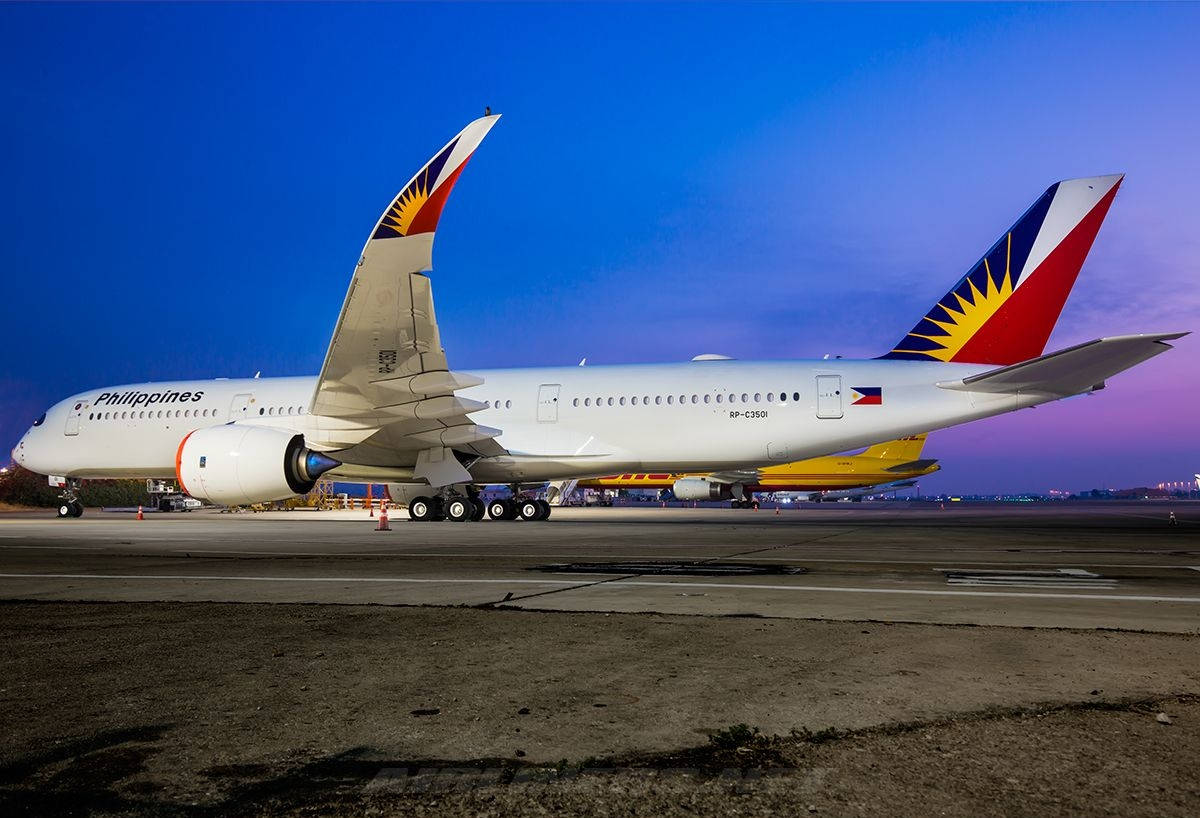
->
[[1, 3, 1196, 494]]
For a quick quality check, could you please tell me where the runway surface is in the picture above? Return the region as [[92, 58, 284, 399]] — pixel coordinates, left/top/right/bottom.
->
[[2, 500, 1198, 632]]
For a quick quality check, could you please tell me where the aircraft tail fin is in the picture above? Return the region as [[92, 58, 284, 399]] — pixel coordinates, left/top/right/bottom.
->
[[859, 434, 928, 462], [882, 175, 1123, 365]]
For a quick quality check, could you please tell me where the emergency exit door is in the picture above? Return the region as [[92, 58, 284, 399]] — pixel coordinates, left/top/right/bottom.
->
[[64, 401, 86, 436], [537, 384, 561, 422], [816, 375, 843, 419], [229, 393, 254, 419]]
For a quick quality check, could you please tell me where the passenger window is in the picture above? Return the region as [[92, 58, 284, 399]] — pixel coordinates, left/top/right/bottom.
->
[[793, 392, 800, 402], [505, 400, 512, 409], [704, 394, 711, 404], [619, 397, 626, 406], [631, 396, 638, 406], [584, 398, 591, 407], [655, 396, 662, 405], [572, 398, 578, 407], [767, 393, 774, 402], [667, 395, 674, 405], [690, 395, 698, 404], [715, 394, 722, 403]]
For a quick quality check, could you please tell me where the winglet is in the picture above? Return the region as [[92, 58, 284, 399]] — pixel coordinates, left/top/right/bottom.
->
[[370, 115, 500, 241]]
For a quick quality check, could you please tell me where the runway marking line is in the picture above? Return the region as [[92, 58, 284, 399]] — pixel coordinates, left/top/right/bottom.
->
[[2, 546, 1198, 572], [2, 572, 1199, 604]]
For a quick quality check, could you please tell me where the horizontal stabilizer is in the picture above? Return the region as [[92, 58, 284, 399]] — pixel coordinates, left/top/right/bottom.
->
[[938, 332, 1186, 397], [885, 459, 940, 474]]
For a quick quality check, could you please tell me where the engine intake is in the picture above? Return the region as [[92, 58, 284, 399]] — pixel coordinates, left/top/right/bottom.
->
[[671, 477, 733, 502], [176, 426, 339, 506]]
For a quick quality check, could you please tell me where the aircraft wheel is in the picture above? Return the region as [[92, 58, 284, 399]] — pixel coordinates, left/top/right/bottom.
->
[[487, 499, 511, 520], [445, 497, 473, 522], [72, 502, 84, 517], [470, 498, 486, 521], [517, 499, 541, 521], [750, 500, 760, 510], [57, 503, 72, 518], [409, 496, 437, 522], [535, 499, 551, 520]]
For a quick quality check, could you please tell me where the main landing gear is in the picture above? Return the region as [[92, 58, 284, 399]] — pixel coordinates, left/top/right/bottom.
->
[[408, 488, 547, 523], [486, 498, 550, 521], [730, 499, 760, 510], [55, 478, 84, 518]]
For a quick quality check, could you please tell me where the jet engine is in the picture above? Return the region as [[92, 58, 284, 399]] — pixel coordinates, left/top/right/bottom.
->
[[176, 426, 339, 506], [671, 477, 733, 502]]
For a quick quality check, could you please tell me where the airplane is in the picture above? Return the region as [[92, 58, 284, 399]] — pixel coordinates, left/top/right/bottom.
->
[[11, 115, 1185, 522], [568, 434, 938, 509]]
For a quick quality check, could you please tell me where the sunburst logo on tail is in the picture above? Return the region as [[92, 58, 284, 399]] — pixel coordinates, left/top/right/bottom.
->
[[379, 173, 433, 238], [888, 229, 1026, 361], [372, 137, 459, 240], [899, 235, 1017, 361]]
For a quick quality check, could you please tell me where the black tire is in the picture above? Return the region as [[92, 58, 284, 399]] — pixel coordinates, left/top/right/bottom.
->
[[470, 498, 486, 521], [537, 500, 552, 521], [71, 502, 84, 517], [57, 503, 72, 519], [487, 499, 509, 520], [517, 499, 541, 521], [409, 496, 436, 522], [445, 497, 473, 522], [750, 500, 760, 510]]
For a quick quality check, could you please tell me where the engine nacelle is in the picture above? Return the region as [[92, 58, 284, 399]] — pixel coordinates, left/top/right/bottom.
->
[[176, 426, 339, 506], [671, 477, 733, 502]]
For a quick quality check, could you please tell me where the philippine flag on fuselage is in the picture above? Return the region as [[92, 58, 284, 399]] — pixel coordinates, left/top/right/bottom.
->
[[850, 386, 882, 406]]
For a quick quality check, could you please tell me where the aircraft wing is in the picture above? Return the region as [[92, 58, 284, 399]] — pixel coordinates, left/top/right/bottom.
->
[[938, 333, 1186, 397], [308, 116, 505, 485], [706, 469, 763, 484]]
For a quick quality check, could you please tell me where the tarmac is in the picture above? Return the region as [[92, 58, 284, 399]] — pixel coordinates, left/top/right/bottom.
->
[[1, 501, 1198, 632], [2, 501, 1199, 816]]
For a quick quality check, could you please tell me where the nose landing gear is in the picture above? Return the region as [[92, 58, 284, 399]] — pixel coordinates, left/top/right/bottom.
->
[[55, 478, 84, 518]]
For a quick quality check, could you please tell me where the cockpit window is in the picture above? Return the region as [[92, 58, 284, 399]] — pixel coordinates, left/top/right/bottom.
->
[[32, 413, 46, 427]]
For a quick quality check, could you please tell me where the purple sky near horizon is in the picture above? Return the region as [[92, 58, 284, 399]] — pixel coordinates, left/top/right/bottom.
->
[[0, 3, 1196, 495]]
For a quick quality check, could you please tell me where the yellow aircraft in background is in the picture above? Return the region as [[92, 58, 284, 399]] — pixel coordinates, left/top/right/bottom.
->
[[569, 435, 939, 508]]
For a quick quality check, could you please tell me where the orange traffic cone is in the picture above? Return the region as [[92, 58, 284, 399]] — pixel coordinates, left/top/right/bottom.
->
[[136, 505, 144, 520], [369, 500, 375, 518], [376, 503, 390, 531], [775, 505, 780, 516]]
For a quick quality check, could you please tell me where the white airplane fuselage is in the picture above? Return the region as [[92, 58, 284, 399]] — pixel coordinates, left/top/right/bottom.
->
[[15, 357, 1022, 485]]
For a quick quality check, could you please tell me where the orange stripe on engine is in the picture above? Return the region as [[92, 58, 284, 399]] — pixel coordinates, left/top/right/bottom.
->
[[175, 430, 196, 497]]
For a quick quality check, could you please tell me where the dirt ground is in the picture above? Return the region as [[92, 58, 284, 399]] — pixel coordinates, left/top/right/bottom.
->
[[1, 602, 1198, 816]]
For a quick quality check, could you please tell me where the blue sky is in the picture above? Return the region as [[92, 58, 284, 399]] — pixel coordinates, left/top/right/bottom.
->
[[2, 2, 1196, 493]]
